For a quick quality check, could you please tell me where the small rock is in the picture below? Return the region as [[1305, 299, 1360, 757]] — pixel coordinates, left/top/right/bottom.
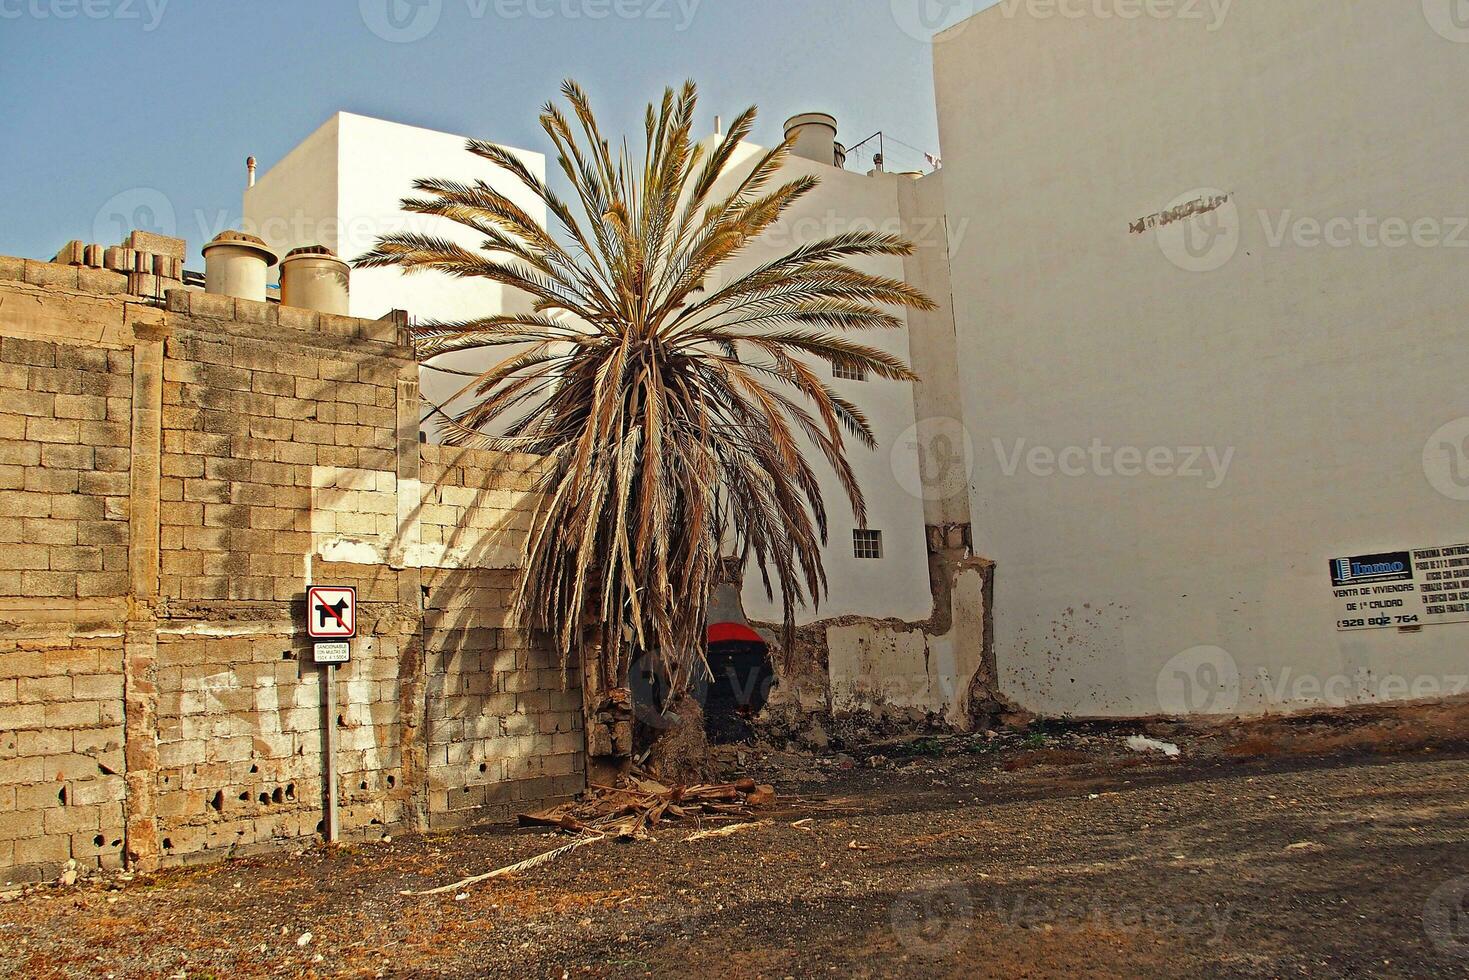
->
[[297, 932, 313, 947]]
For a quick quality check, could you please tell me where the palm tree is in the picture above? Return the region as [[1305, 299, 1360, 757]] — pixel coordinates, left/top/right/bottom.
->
[[358, 80, 934, 774]]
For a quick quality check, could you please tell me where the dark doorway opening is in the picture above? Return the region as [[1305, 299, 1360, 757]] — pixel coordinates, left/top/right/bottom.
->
[[704, 638, 774, 744]]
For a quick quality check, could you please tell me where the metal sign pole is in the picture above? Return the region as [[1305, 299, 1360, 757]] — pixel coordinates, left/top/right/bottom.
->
[[324, 662, 340, 843], [308, 586, 354, 846]]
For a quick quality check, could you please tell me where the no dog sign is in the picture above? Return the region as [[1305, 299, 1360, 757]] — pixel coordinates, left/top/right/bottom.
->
[[307, 586, 357, 639]]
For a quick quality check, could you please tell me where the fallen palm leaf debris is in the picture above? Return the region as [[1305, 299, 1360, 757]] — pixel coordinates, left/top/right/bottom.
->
[[684, 820, 773, 842], [516, 773, 779, 842], [401, 835, 605, 896], [403, 772, 781, 896]]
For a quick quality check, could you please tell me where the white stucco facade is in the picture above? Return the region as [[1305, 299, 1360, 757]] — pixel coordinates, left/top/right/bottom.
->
[[932, 0, 1469, 717], [245, 113, 942, 635], [243, 112, 546, 430], [232, 10, 1469, 727], [706, 139, 940, 629]]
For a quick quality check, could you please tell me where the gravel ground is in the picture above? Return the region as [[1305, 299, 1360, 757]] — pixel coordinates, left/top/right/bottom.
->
[[3, 715, 1468, 979]]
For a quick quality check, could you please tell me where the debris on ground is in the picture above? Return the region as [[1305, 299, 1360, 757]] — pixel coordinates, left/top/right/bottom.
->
[[403, 835, 607, 896], [683, 820, 772, 842], [517, 771, 779, 841], [402, 770, 783, 896], [1126, 735, 1183, 758], [4, 702, 1467, 978]]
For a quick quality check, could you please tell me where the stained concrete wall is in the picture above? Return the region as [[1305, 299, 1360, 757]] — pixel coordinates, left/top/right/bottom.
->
[[0, 256, 583, 885], [934, 0, 1469, 717]]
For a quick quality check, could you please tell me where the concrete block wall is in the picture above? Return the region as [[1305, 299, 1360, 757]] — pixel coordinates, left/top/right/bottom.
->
[[0, 336, 133, 598], [0, 256, 584, 884], [422, 567, 584, 830], [0, 624, 127, 874]]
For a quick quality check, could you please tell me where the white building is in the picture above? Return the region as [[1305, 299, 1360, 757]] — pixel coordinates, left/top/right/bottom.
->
[[931, 0, 1469, 718], [242, 0, 1469, 727], [243, 112, 547, 430]]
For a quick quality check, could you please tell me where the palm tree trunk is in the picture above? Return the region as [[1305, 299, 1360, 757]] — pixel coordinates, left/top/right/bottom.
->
[[580, 635, 634, 785]]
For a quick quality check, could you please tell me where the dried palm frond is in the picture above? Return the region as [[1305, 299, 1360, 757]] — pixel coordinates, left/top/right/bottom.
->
[[357, 79, 933, 698]]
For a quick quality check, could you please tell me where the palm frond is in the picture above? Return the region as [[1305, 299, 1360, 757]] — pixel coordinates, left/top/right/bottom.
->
[[357, 80, 934, 697]]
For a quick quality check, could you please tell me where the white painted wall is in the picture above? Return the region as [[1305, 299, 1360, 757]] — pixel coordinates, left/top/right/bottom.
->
[[711, 139, 936, 627], [244, 112, 546, 434], [934, 0, 1469, 717], [897, 171, 971, 530]]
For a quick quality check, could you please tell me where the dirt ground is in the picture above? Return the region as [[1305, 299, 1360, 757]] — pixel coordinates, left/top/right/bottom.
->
[[3, 706, 1469, 979]]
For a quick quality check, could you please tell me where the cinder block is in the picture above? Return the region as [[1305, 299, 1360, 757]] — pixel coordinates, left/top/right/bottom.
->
[[43, 805, 100, 835], [43, 700, 100, 728], [125, 231, 186, 260], [26, 418, 80, 444], [39, 444, 94, 469], [52, 241, 86, 266], [20, 570, 75, 598], [75, 267, 127, 295], [12, 834, 69, 868], [0, 544, 49, 571], [188, 292, 236, 320], [77, 571, 128, 597], [0, 810, 45, 843], [22, 261, 80, 290], [0, 703, 45, 730]]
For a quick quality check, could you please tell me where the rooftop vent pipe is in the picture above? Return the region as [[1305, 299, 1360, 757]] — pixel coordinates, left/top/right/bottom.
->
[[784, 113, 843, 168], [280, 245, 351, 316], [202, 231, 278, 303]]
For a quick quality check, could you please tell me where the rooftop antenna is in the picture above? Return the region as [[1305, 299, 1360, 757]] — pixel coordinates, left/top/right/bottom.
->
[[246, 156, 257, 188]]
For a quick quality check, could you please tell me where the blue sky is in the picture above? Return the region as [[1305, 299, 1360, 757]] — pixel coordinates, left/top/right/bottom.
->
[[0, 0, 987, 265]]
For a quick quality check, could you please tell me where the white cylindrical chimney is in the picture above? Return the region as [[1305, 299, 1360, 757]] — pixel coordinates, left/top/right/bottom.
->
[[247, 156, 257, 188], [784, 113, 841, 167], [280, 245, 351, 316], [202, 231, 277, 303]]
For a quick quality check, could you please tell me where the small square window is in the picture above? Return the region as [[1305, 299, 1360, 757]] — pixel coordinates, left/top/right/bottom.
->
[[853, 529, 884, 560], [833, 362, 868, 382]]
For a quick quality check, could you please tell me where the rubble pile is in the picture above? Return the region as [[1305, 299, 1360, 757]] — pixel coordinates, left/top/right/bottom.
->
[[517, 772, 777, 841]]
